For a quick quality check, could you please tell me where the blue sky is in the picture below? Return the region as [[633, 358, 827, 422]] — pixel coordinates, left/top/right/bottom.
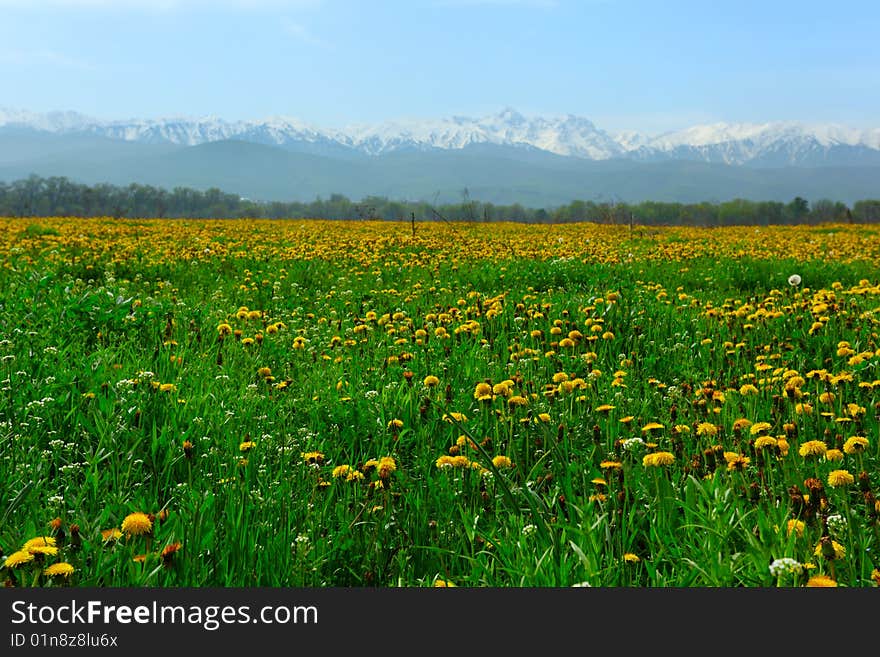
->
[[1, 0, 877, 134]]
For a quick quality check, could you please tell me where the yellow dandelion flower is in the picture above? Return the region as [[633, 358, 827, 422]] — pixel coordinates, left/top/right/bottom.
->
[[799, 440, 827, 457], [301, 451, 325, 464], [827, 470, 854, 487], [749, 421, 772, 435], [623, 553, 640, 563], [22, 536, 56, 551], [814, 539, 846, 560], [753, 436, 778, 451], [101, 528, 123, 542], [376, 456, 397, 480], [331, 465, 352, 479], [786, 519, 806, 537], [492, 455, 513, 469], [3, 550, 35, 569], [44, 562, 75, 578], [806, 575, 837, 587], [643, 452, 675, 467], [824, 449, 844, 462], [120, 512, 153, 537], [641, 422, 664, 433], [239, 440, 256, 452], [696, 422, 718, 437], [843, 436, 869, 454]]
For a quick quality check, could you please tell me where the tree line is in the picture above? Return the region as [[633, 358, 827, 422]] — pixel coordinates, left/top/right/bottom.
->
[[2, 175, 879, 225]]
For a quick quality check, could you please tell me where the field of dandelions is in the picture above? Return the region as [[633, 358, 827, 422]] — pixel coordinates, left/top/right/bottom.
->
[[1, 217, 879, 588]]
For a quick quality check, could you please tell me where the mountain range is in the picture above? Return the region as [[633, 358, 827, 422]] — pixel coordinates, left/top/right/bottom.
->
[[2, 107, 879, 206]]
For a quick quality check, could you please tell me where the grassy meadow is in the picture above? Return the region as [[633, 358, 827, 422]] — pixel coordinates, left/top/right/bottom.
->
[[1, 217, 879, 587]]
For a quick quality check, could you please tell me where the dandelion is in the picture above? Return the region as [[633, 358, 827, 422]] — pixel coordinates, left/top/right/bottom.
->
[[805, 574, 837, 587], [696, 422, 718, 437], [44, 562, 75, 578], [788, 274, 802, 286], [301, 451, 325, 465], [843, 436, 869, 454], [643, 452, 675, 467], [120, 512, 153, 537], [799, 441, 827, 458], [443, 412, 468, 423], [3, 550, 34, 569], [492, 455, 513, 469], [332, 465, 352, 479], [101, 528, 123, 542], [749, 421, 772, 435], [786, 519, 806, 538], [376, 456, 396, 480], [814, 538, 846, 560], [423, 375, 440, 387], [827, 470, 854, 487], [753, 436, 777, 451], [239, 440, 256, 452], [22, 537, 56, 551], [641, 422, 664, 433], [623, 553, 640, 563]]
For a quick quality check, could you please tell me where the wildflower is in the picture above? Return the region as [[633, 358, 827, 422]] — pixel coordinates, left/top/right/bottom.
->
[[120, 512, 153, 537], [641, 422, 664, 433], [387, 419, 404, 431], [642, 452, 675, 467], [376, 456, 396, 480], [3, 551, 34, 569], [805, 575, 837, 587], [101, 528, 123, 542], [843, 436, 869, 454], [696, 422, 718, 437], [788, 274, 802, 286], [824, 449, 844, 462], [44, 562, 75, 578], [725, 453, 751, 472], [473, 382, 493, 401], [22, 537, 56, 552], [623, 553, 640, 563], [161, 542, 182, 566], [827, 470, 854, 487], [433, 579, 456, 587], [814, 538, 846, 560], [301, 451, 325, 465], [769, 558, 803, 577], [600, 460, 622, 470], [753, 436, 777, 451], [443, 412, 468, 423], [239, 440, 256, 452], [595, 404, 615, 413], [492, 455, 513, 469], [799, 441, 827, 458], [749, 422, 772, 435], [786, 519, 806, 538], [332, 465, 352, 479]]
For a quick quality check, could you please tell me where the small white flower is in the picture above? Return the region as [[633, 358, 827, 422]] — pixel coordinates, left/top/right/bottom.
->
[[769, 557, 803, 577], [788, 274, 802, 286]]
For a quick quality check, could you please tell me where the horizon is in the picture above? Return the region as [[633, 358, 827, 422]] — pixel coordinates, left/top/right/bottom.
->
[[1, 1, 877, 134]]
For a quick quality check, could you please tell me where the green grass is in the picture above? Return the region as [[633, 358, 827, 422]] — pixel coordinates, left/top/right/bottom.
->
[[1, 245, 878, 588]]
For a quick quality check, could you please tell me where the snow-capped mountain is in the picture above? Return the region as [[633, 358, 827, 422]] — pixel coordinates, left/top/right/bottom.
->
[[2, 106, 878, 166]]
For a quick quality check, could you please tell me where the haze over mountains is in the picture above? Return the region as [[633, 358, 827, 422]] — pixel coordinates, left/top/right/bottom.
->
[[2, 107, 879, 206]]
